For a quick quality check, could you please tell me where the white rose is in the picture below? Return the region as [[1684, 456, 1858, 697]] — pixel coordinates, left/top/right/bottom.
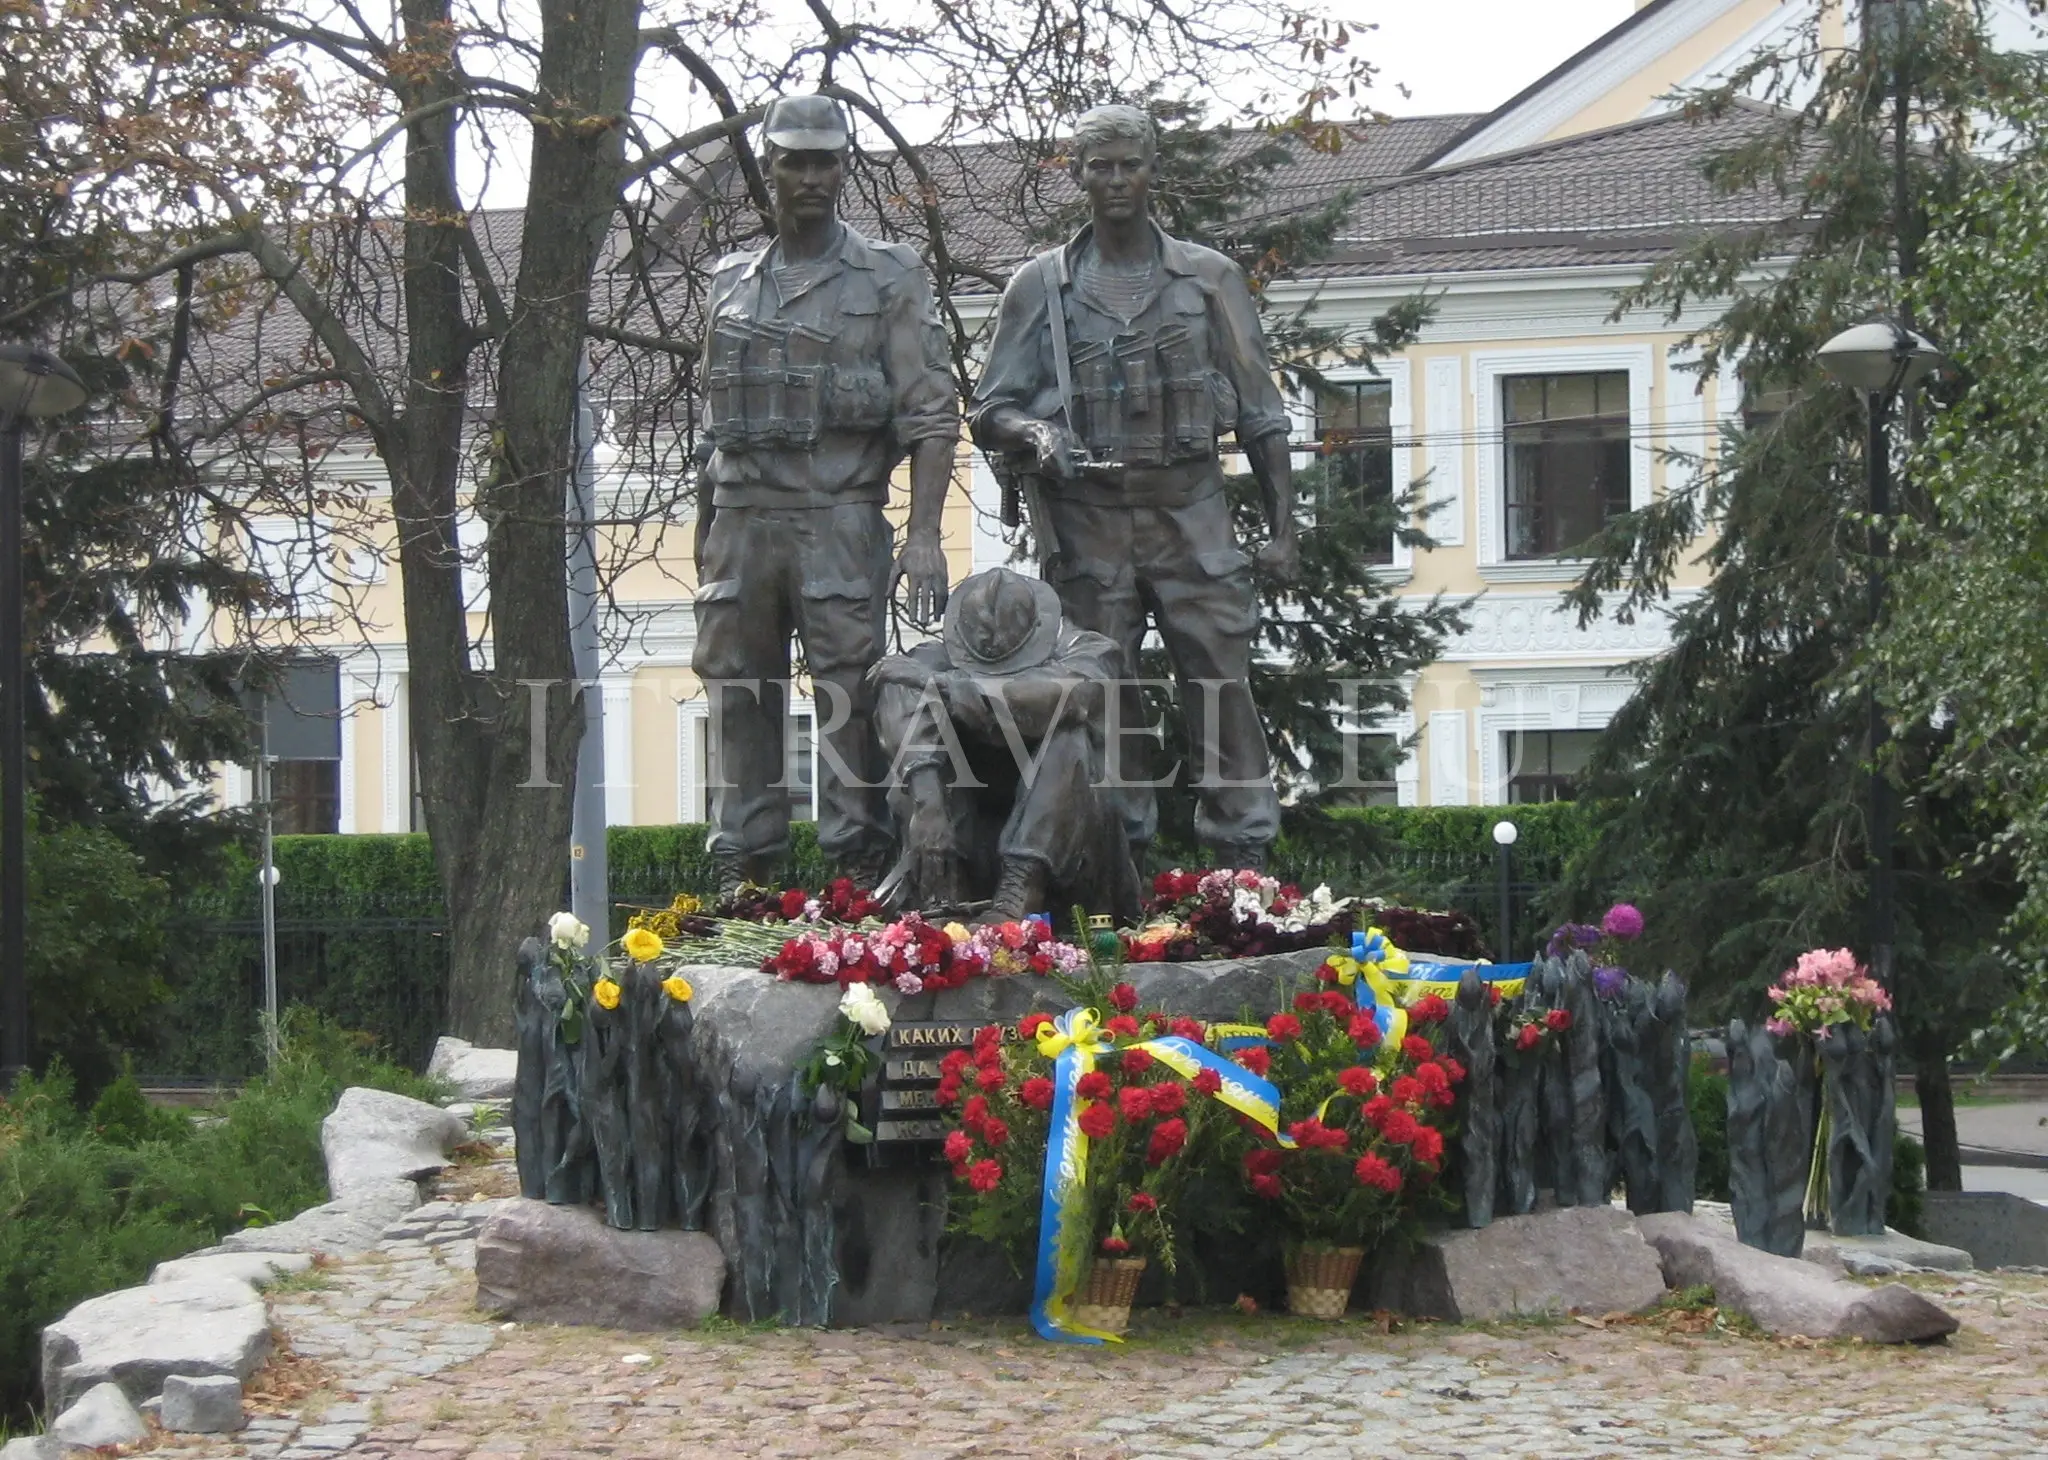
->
[[548, 911, 591, 950], [839, 982, 891, 1037]]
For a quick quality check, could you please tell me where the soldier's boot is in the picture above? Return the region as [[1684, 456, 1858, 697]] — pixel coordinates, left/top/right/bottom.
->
[[988, 856, 1049, 921], [1204, 839, 1270, 874], [715, 853, 782, 901]]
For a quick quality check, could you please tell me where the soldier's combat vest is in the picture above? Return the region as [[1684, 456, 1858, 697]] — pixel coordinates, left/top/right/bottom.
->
[[704, 276, 894, 452], [1066, 277, 1229, 469]]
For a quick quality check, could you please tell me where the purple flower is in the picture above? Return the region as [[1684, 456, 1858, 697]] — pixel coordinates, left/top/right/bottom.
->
[[1592, 965, 1628, 999], [1545, 922, 1603, 958], [1601, 903, 1645, 941]]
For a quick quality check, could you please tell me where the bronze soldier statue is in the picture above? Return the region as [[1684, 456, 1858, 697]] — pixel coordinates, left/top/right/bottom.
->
[[868, 566, 1141, 921], [692, 94, 958, 894], [970, 103, 1296, 871]]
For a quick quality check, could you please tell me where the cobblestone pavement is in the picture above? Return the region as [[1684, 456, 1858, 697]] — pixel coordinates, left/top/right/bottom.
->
[[150, 1209, 2048, 1460]]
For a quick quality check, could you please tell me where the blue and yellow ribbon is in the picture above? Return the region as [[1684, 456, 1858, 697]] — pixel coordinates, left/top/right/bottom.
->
[[1327, 929, 1530, 1056]]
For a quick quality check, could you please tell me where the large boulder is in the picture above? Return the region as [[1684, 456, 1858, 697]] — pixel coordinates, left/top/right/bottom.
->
[[1638, 1212, 1959, 1342], [1367, 1207, 1668, 1322], [475, 1198, 725, 1330], [49, 1381, 149, 1450], [41, 1277, 271, 1413], [322, 1086, 467, 1201], [429, 1036, 518, 1101], [0, 1437, 60, 1460], [213, 1178, 421, 1259]]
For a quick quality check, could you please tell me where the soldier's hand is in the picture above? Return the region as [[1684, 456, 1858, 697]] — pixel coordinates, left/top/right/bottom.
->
[[1026, 420, 1081, 479], [866, 658, 931, 694], [1255, 531, 1301, 583], [890, 527, 950, 628]]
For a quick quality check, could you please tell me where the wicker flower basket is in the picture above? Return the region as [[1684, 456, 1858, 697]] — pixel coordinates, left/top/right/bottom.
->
[[1070, 1256, 1148, 1335], [1284, 1244, 1364, 1320]]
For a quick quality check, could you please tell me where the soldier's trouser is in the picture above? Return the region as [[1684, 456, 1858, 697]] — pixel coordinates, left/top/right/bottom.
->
[[691, 502, 892, 866], [1041, 490, 1281, 852]]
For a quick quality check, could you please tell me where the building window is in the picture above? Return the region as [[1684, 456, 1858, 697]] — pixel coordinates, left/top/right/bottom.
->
[[1502, 371, 1630, 559], [1740, 378, 1797, 434], [271, 759, 341, 833], [696, 710, 816, 822], [1502, 729, 1600, 803], [1312, 379, 1394, 563]]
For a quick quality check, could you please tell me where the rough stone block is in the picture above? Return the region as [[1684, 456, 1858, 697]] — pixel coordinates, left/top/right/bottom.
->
[[1805, 1228, 1973, 1275], [429, 1036, 519, 1101], [1638, 1211, 1959, 1342], [160, 1373, 247, 1433], [151, 1251, 315, 1287], [215, 1179, 420, 1259], [475, 1198, 724, 1330], [1367, 1207, 1668, 1322], [40, 1278, 272, 1412], [0, 1437, 60, 1460], [1922, 1190, 2048, 1270], [322, 1086, 467, 1201], [50, 1381, 149, 1449]]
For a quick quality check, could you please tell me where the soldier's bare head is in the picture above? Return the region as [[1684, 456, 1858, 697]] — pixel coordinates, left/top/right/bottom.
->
[[1069, 105, 1159, 225]]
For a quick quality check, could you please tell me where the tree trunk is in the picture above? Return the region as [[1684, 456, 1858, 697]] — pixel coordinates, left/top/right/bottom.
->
[[1914, 1047, 1962, 1192]]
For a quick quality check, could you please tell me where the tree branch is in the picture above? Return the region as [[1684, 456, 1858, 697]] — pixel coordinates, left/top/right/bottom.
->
[[639, 27, 772, 222], [620, 108, 764, 186], [584, 321, 700, 357]]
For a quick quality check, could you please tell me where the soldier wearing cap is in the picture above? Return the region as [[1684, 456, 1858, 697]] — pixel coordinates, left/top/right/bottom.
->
[[969, 104, 1296, 871], [868, 566, 1140, 920], [692, 94, 959, 894]]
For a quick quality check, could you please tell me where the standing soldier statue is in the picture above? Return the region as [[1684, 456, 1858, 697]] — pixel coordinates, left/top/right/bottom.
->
[[970, 103, 1298, 870], [692, 94, 958, 895]]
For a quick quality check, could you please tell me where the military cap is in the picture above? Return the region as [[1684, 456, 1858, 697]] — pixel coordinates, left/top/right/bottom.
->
[[761, 95, 850, 152]]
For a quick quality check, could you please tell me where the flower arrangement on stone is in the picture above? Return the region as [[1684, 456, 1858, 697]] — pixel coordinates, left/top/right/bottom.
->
[[1243, 964, 1463, 1305], [717, 876, 885, 926], [1545, 902, 1646, 997], [1503, 1004, 1572, 1056], [1126, 868, 1357, 961], [1766, 947, 1893, 1230], [766, 912, 1087, 991], [798, 983, 892, 1144], [539, 908, 692, 1042]]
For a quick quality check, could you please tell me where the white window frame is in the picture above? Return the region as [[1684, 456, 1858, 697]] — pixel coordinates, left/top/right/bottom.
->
[[247, 514, 333, 618], [1288, 356, 1413, 577], [1472, 344, 1654, 583], [1474, 670, 1636, 805], [677, 695, 820, 823]]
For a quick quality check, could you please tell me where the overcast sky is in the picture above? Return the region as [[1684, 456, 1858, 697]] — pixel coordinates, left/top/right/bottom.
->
[[1366, 1, 1638, 117]]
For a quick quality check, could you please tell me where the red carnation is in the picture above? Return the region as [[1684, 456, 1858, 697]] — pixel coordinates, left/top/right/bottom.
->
[[1028, 950, 1054, 974], [1148, 1081, 1187, 1116], [1354, 1153, 1402, 1192], [771, 940, 818, 980], [1362, 1094, 1393, 1127], [1488, 985, 1503, 1007], [1338, 1066, 1378, 1097], [982, 1117, 1011, 1147], [1168, 1016, 1206, 1041], [1391, 1075, 1423, 1105], [1515, 1024, 1543, 1052], [1402, 1035, 1434, 1063], [1409, 993, 1450, 1025], [1145, 1118, 1189, 1165], [1441, 1056, 1467, 1085], [1020, 1076, 1055, 1111], [1380, 1108, 1421, 1145], [1192, 1067, 1223, 1096], [1251, 1173, 1283, 1200], [1316, 958, 1341, 985], [935, 1074, 963, 1107], [1415, 1062, 1451, 1096], [1079, 1100, 1115, 1139], [1349, 1013, 1383, 1048], [975, 1023, 1004, 1053], [779, 888, 809, 920], [1410, 1126, 1444, 1165], [966, 1158, 1003, 1193], [940, 1048, 972, 1077], [1077, 1071, 1112, 1100], [1019, 1012, 1052, 1039], [1266, 1013, 1303, 1041], [1293, 990, 1324, 1014], [1109, 982, 1140, 1013], [976, 1064, 1007, 1093], [1235, 1046, 1271, 1077], [943, 1129, 972, 1163], [1127, 1192, 1158, 1214], [1118, 1085, 1154, 1123], [1243, 1148, 1284, 1177], [1099, 1234, 1131, 1255], [962, 1094, 989, 1127], [1105, 1014, 1141, 1038], [1545, 1008, 1574, 1032], [1122, 1048, 1154, 1075]]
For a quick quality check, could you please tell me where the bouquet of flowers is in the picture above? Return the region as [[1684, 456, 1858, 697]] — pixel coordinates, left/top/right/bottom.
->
[[541, 909, 695, 1043], [799, 983, 893, 1143], [1127, 868, 1356, 961], [1765, 948, 1892, 1229], [717, 876, 886, 926], [766, 913, 1088, 991], [1545, 902, 1646, 997]]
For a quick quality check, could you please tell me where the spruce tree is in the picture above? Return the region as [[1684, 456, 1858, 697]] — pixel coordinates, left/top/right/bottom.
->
[[1558, 1, 2041, 1188]]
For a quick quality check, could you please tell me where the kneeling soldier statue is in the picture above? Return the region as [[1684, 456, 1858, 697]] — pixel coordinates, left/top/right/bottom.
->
[[691, 93, 958, 895], [870, 567, 1142, 922]]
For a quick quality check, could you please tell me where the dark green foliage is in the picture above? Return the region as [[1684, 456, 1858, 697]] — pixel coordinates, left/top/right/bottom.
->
[[0, 1012, 441, 1425], [1689, 1059, 1731, 1203], [1889, 1130, 1926, 1238]]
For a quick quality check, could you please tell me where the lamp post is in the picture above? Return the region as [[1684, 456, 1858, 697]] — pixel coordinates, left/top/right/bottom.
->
[[0, 345, 89, 1087], [1491, 818, 1519, 963], [1816, 318, 1943, 995]]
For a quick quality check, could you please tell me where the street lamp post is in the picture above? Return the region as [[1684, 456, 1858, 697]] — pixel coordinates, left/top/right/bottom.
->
[[0, 345, 89, 1087], [1491, 818, 1519, 963], [1816, 319, 1943, 995]]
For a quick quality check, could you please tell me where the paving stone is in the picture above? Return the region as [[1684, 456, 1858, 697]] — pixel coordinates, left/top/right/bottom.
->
[[161, 1372, 247, 1433]]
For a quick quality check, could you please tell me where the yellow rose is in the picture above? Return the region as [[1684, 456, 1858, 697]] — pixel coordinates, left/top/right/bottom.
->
[[662, 974, 694, 1004], [592, 977, 622, 1011], [942, 922, 972, 944], [623, 928, 664, 962], [671, 893, 702, 916]]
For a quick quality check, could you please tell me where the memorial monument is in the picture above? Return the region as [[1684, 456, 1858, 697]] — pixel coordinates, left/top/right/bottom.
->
[[970, 103, 1298, 871], [691, 93, 958, 896]]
